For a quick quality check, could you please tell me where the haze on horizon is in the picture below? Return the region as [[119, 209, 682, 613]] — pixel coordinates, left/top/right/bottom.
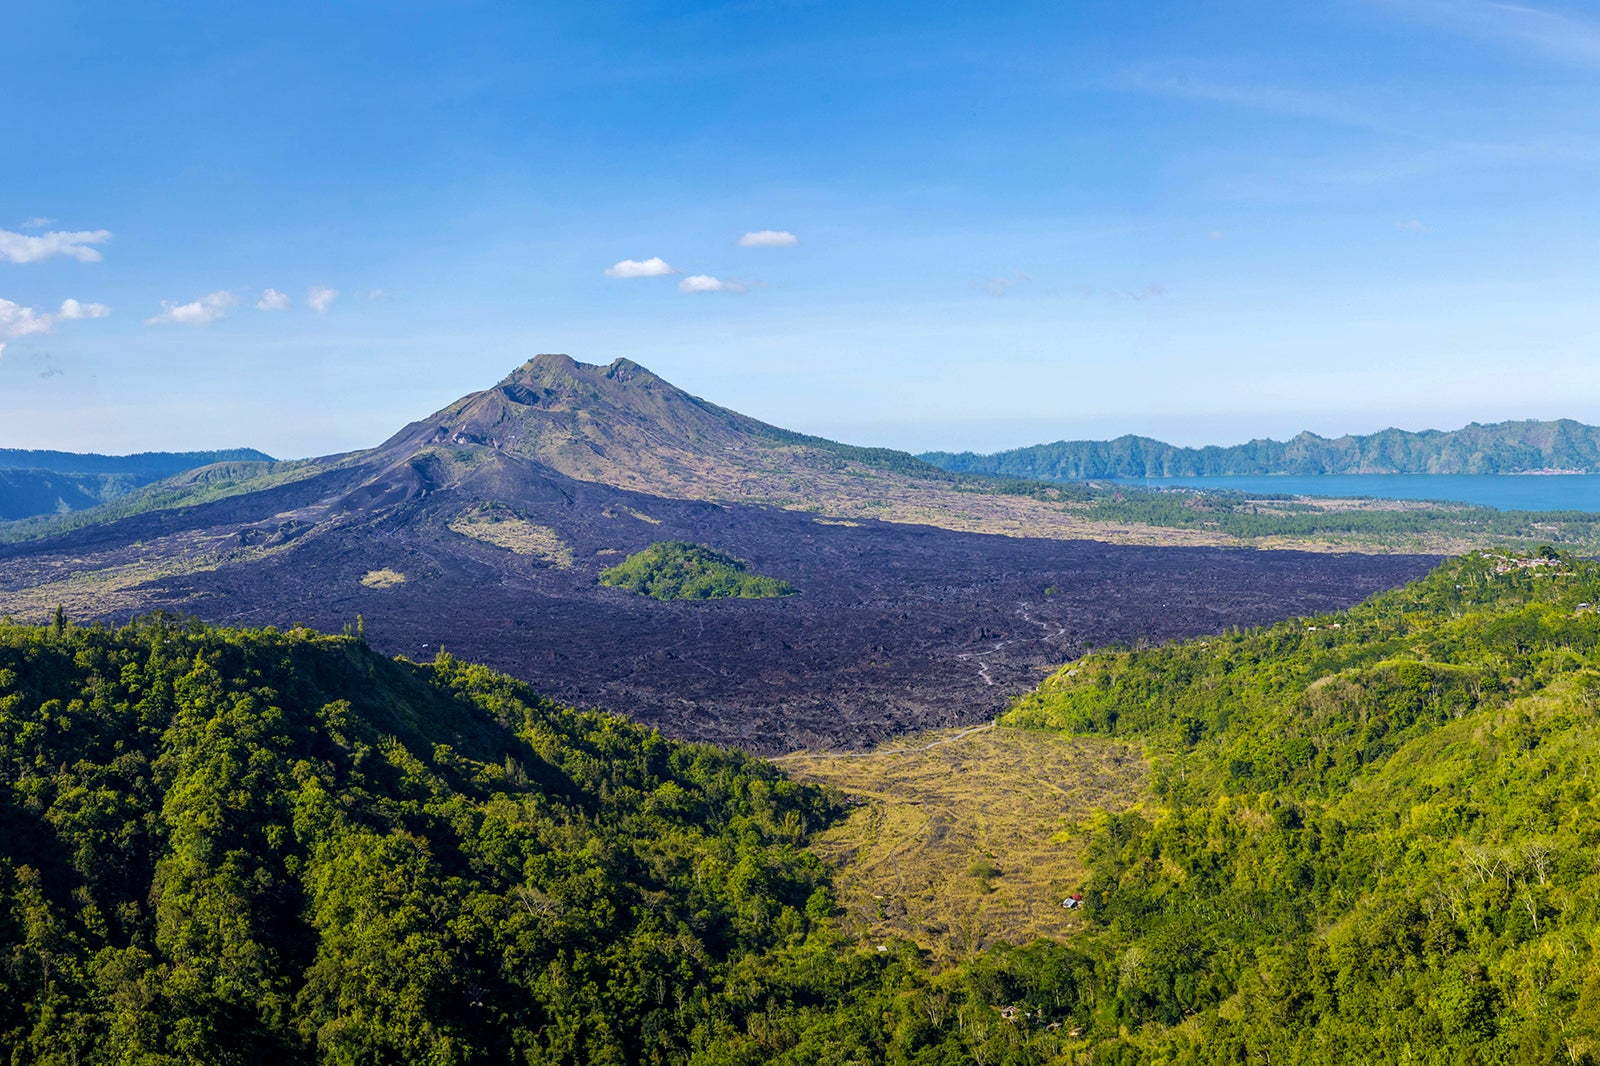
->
[[3, 1, 1598, 460]]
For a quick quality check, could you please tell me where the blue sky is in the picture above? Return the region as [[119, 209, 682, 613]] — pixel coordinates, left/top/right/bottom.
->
[[3, 1, 1598, 458]]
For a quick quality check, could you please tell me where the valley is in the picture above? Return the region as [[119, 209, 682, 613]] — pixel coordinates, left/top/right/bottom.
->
[[780, 725, 1147, 960]]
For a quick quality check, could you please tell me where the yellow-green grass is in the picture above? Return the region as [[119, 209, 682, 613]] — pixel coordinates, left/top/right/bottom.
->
[[779, 724, 1148, 962], [360, 568, 407, 589], [448, 506, 575, 568]]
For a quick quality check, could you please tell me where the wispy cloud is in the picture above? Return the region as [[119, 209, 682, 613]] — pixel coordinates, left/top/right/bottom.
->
[[737, 230, 798, 248], [0, 227, 113, 264], [605, 256, 677, 278], [0, 297, 111, 355], [19, 217, 54, 230], [146, 290, 237, 325], [1066, 283, 1168, 302], [1389, 1, 1600, 66], [979, 272, 1030, 297], [257, 288, 291, 311], [1396, 218, 1428, 233], [306, 286, 338, 313], [1108, 69, 1410, 135], [679, 274, 748, 294]]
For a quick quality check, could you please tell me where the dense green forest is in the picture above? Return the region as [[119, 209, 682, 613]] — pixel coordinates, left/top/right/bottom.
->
[[600, 541, 796, 600], [1006, 549, 1600, 1062], [923, 418, 1600, 477], [0, 616, 854, 1063], [8, 553, 1600, 1063]]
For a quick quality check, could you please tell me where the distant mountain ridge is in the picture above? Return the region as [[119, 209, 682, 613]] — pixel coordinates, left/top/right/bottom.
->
[[0, 446, 275, 476], [920, 419, 1600, 479], [0, 447, 276, 521]]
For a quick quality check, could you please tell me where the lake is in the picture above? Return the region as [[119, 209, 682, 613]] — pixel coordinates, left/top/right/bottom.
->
[[1108, 474, 1600, 513]]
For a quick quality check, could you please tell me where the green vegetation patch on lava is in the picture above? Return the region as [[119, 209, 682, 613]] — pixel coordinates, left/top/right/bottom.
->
[[599, 539, 796, 600]]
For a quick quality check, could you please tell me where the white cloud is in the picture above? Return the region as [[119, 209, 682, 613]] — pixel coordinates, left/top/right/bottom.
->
[[146, 290, 237, 325], [57, 298, 111, 320], [306, 286, 338, 313], [0, 227, 113, 264], [0, 299, 56, 347], [737, 230, 798, 248], [257, 288, 291, 311], [605, 256, 677, 278], [0, 296, 110, 355], [679, 274, 748, 294], [1396, 219, 1428, 233], [19, 217, 55, 230]]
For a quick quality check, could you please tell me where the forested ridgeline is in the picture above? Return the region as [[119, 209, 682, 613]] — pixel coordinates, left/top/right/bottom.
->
[[1006, 549, 1600, 1062], [0, 449, 278, 522], [923, 419, 1600, 478]]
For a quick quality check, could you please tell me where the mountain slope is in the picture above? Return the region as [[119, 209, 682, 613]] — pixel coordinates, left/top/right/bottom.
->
[[0, 448, 278, 522], [991, 549, 1600, 1061], [374, 353, 961, 503], [922, 418, 1600, 478]]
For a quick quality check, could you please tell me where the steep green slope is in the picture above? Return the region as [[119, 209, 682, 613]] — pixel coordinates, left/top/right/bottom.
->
[[924, 418, 1600, 477], [1001, 550, 1600, 1062], [0, 617, 843, 1064]]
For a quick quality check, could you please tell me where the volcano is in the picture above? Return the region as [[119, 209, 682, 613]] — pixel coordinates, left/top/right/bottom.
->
[[0, 356, 1436, 750]]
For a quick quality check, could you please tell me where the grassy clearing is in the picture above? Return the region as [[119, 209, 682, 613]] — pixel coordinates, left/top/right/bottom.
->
[[360, 568, 407, 589], [779, 724, 1148, 963], [448, 505, 574, 568]]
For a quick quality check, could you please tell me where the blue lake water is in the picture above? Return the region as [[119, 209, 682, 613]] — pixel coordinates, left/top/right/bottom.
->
[[1107, 474, 1600, 514]]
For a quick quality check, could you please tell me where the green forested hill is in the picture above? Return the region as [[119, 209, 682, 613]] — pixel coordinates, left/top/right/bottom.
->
[[922, 418, 1600, 477], [1004, 549, 1600, 1062], [0, 617, 850, 1064]]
